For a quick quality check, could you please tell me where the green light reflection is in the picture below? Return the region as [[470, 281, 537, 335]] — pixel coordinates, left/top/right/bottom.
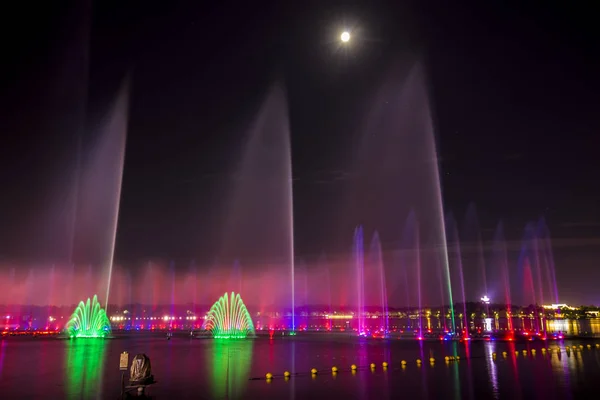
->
[[65, 339, 108, 399], [206, 340, 254, 400]]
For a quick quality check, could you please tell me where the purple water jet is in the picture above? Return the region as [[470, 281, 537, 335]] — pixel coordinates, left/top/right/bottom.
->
[[353, 226, 366, 335], [491, 222, 514, 335], [368, 231, 388, 335]]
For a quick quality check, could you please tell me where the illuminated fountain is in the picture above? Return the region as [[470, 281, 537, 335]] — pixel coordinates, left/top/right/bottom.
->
[[446, 213, 469, 338], [0, 63, 571, 342], [354, 226, 366, 335], [65, 295, 111, 338], [369, 231, 389, 336], [203, 292, 255, 339], [218, 84, 295, 332], [492, 222, 514, 336]]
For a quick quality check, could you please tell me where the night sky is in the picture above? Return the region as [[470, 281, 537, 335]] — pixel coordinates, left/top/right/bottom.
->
[[0, 1, 598, 304]]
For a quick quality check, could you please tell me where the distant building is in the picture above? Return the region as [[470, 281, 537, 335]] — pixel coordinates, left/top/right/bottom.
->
[[542, 304, 576, 310]]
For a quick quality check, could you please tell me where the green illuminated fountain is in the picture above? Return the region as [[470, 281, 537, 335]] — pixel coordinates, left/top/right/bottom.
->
[[65, 295, 111, 338], [203, 292, 255, 339]]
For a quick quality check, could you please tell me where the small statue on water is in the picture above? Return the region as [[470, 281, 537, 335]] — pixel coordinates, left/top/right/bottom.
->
[[128, 354, 156, 396]]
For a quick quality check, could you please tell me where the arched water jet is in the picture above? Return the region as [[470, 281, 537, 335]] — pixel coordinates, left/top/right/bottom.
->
[[203, 292, 255, 339], [65, 295, 111, 338]]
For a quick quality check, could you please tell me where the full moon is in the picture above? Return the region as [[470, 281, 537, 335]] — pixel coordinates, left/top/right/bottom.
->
[[341, 31, 350, 42]]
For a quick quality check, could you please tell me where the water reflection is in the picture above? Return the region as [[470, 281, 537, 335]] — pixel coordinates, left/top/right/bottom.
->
[[450, 349, 461, 400], [483, 342, 499, 399], [418, 340, 428, 399], [505, 341, 522, 396], [547, 319, 600, 336], [65, 339, 108, 399], [206, 340, 253, 400], [0, 340, 6, 379], [456, 342, 474, 399], [356, 342, 368, 399], [551, 346, 573, 399], [289, 341, 295, 400]]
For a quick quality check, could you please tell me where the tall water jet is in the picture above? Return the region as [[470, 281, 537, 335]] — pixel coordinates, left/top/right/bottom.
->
[[446, 213, 468, 337], [537, 218, 560, 305], [368, 231, 388, 334], [74, 79, 129, 309], [407, 64, 455, 332], [169, 261, 176, 328], [396, 211, 420, 331], [219, 84, 294, 330], [491, 222, 513, 334], [346, 61, 454, 332], [518, 223, 543, 307], [353, 226, 366, 335]]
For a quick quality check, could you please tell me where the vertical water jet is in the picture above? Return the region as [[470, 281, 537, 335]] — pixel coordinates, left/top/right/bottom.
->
[[354, 226, 365, 335], [219, 84, 294, 331]]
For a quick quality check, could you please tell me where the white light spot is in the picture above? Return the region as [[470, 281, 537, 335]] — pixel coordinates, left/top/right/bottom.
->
[[341, 31, 350, 42]]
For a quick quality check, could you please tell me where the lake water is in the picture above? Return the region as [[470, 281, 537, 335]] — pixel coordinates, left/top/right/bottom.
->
[[1, 333, 600, 399]]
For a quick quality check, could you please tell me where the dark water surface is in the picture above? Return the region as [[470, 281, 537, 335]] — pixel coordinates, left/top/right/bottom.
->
[[1, 334, 600, 399]]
